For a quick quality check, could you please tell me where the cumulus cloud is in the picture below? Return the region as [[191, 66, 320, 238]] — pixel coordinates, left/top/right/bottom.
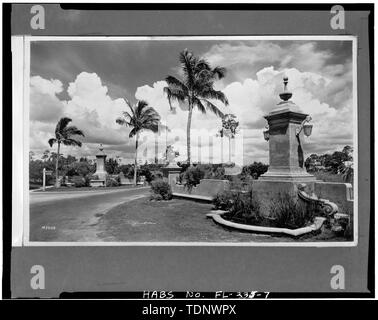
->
[[30, 76, 65, 122], [133, 63, 353, 163], [29, 40, 354, 164], [30, 72, 133, 159]]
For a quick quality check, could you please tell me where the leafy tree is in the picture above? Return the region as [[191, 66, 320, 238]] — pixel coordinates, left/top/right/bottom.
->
[[48, 117, 85, 187], [241, 162, 269, 180], [41, 150, 50, 162], [65, 161, 95, 177], [105, 158, 120, 175], [116, 100, 161, 186], [164, 49, 229, 164], [304, 146, 354, 181]]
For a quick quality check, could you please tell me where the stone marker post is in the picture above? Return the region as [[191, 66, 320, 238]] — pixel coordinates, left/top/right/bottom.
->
[[253, 76, 316, 215], [92, 144, 108, 186]]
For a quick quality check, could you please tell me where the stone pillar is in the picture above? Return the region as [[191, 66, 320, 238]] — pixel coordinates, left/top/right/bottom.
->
[[161, 145, 181, 184], [253, 76, 316, 216], [94, 144, 108, 181], [167, 171, 181, 185], [260, 77, 315, 182]]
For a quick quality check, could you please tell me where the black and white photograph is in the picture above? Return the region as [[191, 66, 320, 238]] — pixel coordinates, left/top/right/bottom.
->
[[3, 2, 374, 301], [14, 36, 357, 245]]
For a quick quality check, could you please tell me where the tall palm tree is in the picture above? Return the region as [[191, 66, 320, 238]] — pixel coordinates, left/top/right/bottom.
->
[[216, 128, 225, 164], [222, 114, 239, 163], [116, 100, 161, 186], [164, 49, 229, 165], [48, 117, 85, 187]]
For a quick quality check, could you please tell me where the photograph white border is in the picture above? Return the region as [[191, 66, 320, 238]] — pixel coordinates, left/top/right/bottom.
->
[[12, 35, 358, 247]]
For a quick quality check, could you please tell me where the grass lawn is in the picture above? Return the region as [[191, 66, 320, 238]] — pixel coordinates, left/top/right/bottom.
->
[[95, 197, 350, 242]]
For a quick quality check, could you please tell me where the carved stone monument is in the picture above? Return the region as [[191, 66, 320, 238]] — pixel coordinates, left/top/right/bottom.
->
[[91, 144, 108, 187], [161, 145, 181, 185], [253, 76, 316, 214], [260, 76, 315, 182], [253, 77, 353, 219]]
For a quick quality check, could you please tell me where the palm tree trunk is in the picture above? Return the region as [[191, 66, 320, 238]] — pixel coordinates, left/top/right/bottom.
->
[[187, 104, 193, 165], [55, 142, 60, 188], [133, 134, 139, 186], [221, 137, 224, 164], [154, 133, 158, 164], [228, 136, 231, 163]]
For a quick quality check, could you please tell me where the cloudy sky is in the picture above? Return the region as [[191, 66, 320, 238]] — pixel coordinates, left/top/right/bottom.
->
[[29, 38, 354, 165]]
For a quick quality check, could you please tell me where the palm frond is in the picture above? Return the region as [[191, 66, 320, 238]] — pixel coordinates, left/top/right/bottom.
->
[[116, 117, 129, 126], [62, 138, 82, 147], [163, 86, 186, 110], [195, 58, 211, 73], [64, 126, 85, 138], [202, 99, 224, 118], [193, 97, 207, 114], [200, 89, 229, 106], [48, 138, 57, 147], [55, 117, 72, 136], [179, 49, 196, 89], [135, 100, 149, 118], [121, 111, 133, 122], [125, 99, 135, 117], [165, 76, 188, 94], [212, 66, 227, 79], [117, 100, 161, 139], [129, 127, 138, 138]]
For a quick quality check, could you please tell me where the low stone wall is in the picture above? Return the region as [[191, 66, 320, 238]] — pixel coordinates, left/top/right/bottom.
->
[[90, 179, 105, 187], [251, 179, 354, 217], [120, 178, 134, 185], [171, 179, 230, 200], [314, 182, 354, 214], [251, 180, 311, 216]]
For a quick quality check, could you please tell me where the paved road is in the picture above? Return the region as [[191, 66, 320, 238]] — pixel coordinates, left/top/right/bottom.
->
[[30, 187, 150, 242]]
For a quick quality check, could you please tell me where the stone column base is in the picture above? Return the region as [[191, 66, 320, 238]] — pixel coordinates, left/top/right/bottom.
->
[[251, 179, 316, 217], [259, 171, 317, 182]]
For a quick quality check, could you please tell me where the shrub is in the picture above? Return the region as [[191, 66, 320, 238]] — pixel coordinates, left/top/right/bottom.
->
[[139, 164, 164, 183], [240, 162, 268, 180], [213, 190, 236, 211], [119, 164, 136, 179], [72, 175, 86, 188], [178, 164, 225, 186], [151, 170, 163, 181], [216, 189, 262, 225], [226, 189, 262, 224], [200, 164, 225, 179], [269, 192, 315, 229], [180, 166, 205, 190], [106, 177, 120, 187], [150, 180, 172, 200], [218, 190, 317, 229]]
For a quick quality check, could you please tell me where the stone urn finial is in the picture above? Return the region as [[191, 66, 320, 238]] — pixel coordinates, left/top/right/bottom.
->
[[279, 75, 292, 102]]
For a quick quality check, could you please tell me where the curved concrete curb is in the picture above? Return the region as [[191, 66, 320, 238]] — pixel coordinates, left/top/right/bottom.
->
[[206, 211, 326, 237]]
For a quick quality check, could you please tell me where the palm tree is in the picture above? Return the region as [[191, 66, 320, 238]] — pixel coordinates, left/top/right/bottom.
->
[[164, 49, 229, 165], [216, 128, 225, 164], [116, 100, 161, 186], [48, 117, 85, 187], [222, 114, 239, 163]]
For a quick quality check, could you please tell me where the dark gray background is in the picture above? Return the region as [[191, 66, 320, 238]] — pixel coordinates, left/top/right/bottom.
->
[[10, 4, 372, 297]]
